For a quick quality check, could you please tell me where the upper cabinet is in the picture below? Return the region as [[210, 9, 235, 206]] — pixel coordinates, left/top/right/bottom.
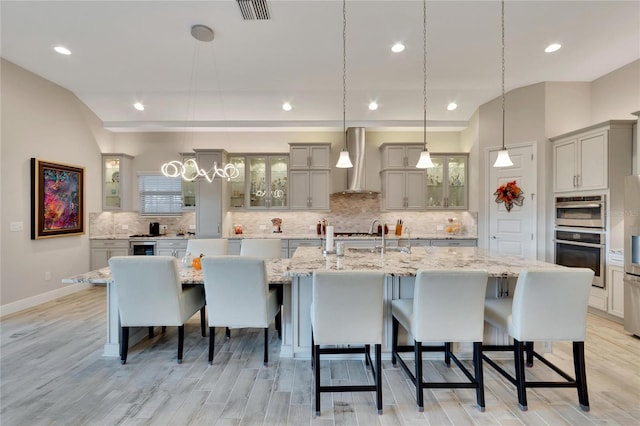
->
[[551, 121, 635, 193], [181, 153, 196, 210], [426, 154, 468, 209], [102, 154, 133, 211], [194, 149, 227, 238], [381, 143, 424, 169], [229, 156, 246, 209], [229, 154, 289, 209], [289, 143, 331, 210]]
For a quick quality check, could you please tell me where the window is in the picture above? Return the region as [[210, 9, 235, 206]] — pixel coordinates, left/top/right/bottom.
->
[[138, 174, 183, 215]]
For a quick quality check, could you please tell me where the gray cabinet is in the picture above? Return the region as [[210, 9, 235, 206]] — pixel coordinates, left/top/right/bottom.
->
[[380, 143, 424, 169], [380, 144, 427, 211], [195, 149, 227, 238], [288, 239, 322, 257], [90, 239, 129, 270], [102, 154, 133, 211], [430, 239, 477, 247], [289, 143, 331, 210], [157, 239, 188, 259], [426, 154, 468, 209]]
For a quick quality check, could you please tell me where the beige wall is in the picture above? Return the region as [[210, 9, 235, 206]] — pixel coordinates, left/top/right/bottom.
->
[[591, 60, 640, 123], [1, 59, 105, 307]]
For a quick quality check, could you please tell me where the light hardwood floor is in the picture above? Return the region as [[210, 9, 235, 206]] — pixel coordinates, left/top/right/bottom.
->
[[1, 286, 639, 425]]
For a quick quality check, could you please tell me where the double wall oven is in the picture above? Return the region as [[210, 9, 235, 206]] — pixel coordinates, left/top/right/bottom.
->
[[554, 195, 606, 288]]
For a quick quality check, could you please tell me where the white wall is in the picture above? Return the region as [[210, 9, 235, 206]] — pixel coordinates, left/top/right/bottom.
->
[[1, 60, 105, 308], [591, 60, 640, 123], [544, 82, 591, 137]]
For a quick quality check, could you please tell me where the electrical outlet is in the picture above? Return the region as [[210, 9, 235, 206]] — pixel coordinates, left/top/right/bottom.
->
[[121, 224, 129, 230], [161, 225, 168, 232], [44, 272, 51, 281], [9, 222, 23, 232], [259, 225, 266, 230], [309, 225, 315, 230], [436, 225, 444, 231]]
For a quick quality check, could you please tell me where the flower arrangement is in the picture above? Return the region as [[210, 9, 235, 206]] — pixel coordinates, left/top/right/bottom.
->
[[271, 217, 283, 233], [494, 180, 524, 212]]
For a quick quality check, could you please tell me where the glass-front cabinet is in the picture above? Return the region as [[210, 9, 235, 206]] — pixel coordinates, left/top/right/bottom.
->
[[102, 154, 133, 210], [229, 154, 288, 209], [426, 154, 468, 209], [181, 153, 197, 210]]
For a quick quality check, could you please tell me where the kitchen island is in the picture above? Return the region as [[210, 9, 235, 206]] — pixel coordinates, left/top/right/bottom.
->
[[64, 247, 563, 359]]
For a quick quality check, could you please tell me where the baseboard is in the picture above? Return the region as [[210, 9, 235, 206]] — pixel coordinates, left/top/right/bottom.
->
[[588, 306, 624, 324], [0, 283, 91, 318]]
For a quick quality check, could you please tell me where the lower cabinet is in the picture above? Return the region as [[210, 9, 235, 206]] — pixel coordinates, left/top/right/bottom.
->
[[157, 239, 188, 259], [607, 265, 625, 318], [90, 239, 129, 270], [430, 239, 477, 247]]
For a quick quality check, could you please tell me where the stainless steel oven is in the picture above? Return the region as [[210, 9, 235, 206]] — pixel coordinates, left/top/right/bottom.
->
[[555, 230, 605, 288], [129, 240, 156, 256], [555, 195, 605, 229]]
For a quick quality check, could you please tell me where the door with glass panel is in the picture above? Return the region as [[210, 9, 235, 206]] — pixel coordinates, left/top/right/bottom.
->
[[248, 155, 288, 209]]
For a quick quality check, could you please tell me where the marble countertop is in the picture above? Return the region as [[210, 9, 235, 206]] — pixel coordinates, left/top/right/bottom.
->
[[91, 234, 194, 240], [286, 246, 563, 278], [91, 233, 477, 241], [62, 258, 291, 285]]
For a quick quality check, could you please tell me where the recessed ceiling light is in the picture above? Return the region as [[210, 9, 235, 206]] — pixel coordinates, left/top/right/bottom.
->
[[53, 46, 71, 55], [133, 102, 145, 111], [447, 102, 458, 111], [545, 43, 562, 53], [368, 101, 378, 111], [282, 102, 292, 111], [391, 43, 405, 53]]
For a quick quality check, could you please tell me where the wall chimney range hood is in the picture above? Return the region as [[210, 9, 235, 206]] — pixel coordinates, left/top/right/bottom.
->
[[339, 127, 378, 194]]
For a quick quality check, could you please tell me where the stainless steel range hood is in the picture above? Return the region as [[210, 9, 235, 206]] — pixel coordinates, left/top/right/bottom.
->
[[340, 127, 378, 194]]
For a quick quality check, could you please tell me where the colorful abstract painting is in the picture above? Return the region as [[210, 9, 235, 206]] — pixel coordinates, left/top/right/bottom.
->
[[31, 158, 84, 239]]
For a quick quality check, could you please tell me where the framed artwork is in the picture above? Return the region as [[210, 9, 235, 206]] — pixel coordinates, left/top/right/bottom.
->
[[31, 158, 85, 239]]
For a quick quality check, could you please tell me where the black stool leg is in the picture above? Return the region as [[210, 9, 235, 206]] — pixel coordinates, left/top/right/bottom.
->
[[444, 342, 452, 367], [473, 342, 485, 412], [226, 327, 231, 339], [365, 344, 371, 367], [311, 331, 315, 370], [275, 310, 282, 339], [391, 317, 398, 366], [208, 326, 216, 365], [120, 326, 129, 365], [375, 343, 383, 414], [314, 344, 321, 416], [525, 341, 534, 367], [148, 326, 155, 338], [415, 341, 424, 412], [573, 341, 590, 411], [263, 328, 269, 366], [200, 307, 207, 337], [177, 325, 184, 364], [514, 339, 528, 410]]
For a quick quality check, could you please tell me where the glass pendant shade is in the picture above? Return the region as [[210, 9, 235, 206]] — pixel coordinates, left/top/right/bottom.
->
[[416, 150, 434, 168], [336, 150, 353, 168], [493, 148, 514, 167]]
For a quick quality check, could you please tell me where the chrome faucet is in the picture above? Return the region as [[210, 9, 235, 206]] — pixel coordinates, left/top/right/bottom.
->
[[368, 219, 385, 254]]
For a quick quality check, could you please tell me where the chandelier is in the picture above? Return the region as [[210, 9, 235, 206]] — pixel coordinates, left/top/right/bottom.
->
[[160, 24, 239, 181]]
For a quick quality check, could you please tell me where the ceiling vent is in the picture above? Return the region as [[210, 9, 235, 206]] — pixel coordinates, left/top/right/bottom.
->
[[237, 0, 271, 20]]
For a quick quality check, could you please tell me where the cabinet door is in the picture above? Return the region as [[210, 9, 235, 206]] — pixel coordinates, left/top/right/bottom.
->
[[383, 146, 408, 168], [289, 170, 310, 209], [578, 131, 608, 191], [103, 156, 122, 210], [553, 140, 577, 192], [309, 146, 330, 168], [405, 171, 426, 209], [431, 239, 477, 247], [91, 248, 110, 270], [446, 155, 467, 209], [269, 156, 289, 208], [289, 146, 310, 169], [309, 170, 330, 209], [248, 156, 267, 208], [608, 266, 625, 318], [229, 156, 246, 208], [196, 179, 221, 238], [406, 146, 424, 168], [384, 171, 407, 209], [426, 156, 445, 207]]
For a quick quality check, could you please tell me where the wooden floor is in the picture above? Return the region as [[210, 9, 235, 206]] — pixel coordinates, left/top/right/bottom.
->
[[1, 286, 639, 425]]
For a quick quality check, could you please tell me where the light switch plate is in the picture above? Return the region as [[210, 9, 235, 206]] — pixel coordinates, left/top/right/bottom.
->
[[10, 222, 23, 232]]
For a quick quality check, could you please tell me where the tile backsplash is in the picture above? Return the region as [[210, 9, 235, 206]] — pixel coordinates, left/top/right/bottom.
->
[[90, 193, 477, 238]]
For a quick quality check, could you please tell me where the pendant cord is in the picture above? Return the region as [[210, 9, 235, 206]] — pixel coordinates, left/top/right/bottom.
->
[[501, 0, 506, 150], [423, 0, 427, 150], [342, 0, 347, 150]]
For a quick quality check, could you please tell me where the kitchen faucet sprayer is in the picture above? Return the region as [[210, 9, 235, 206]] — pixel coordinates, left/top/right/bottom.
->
[[368, 219, 385, 254]]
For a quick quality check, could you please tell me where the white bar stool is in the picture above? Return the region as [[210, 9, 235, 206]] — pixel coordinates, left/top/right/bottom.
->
[[483, 268, 594, 411], [391, 270, 488, 412], [310, 270, 385, 416], [186, 238, 228, 256]]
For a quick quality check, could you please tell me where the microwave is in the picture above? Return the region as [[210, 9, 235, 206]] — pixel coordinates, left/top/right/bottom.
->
[[555, 195, 605, 229]]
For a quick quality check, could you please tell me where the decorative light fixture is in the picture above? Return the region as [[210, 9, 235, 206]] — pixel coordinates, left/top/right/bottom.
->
[[161, 24, 239, 181], [493, 0, 514, 168], [336, 0, 353, 169], [416, 0, 434, 169]]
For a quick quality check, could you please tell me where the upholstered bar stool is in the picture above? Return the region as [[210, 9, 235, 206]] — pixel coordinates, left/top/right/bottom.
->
[[240, 238, 281, 258], [311, 270, 386, 416], [483, 268, 594, 411], [391, 270, 489, 412], [186, 238, 228, 256], [109, 256, 206, 364], [201, 256, 281, 366]]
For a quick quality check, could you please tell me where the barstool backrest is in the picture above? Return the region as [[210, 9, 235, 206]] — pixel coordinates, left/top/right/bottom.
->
[[312, 271, 385, 345], [510, 268, 594, 341], [413, 270, 488, 342], [186, 238, 228, 257], [240, 239, 281, 258]]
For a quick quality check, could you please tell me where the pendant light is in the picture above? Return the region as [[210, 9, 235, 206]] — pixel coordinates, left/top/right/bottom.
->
[[493, 1, 514, 168], [336, 0, 353, 169], [416, 0, 434, 169], [161, 24, 239, 182]]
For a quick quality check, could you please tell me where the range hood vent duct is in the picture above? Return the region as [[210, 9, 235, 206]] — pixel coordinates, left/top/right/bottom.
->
[[237, 0, 271, 20], [342, 127, 377, 194]]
